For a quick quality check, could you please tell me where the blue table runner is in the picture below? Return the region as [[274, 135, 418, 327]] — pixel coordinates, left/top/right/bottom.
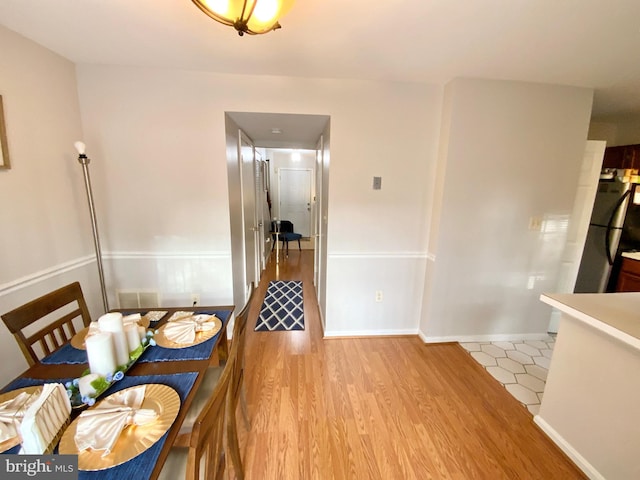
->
[[40, 310, 231, 365]]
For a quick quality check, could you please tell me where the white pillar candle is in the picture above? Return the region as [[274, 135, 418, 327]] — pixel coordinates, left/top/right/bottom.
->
[[138, 325, 147, 341], [124, 323, 141, 352], [98, 313, 130, 366], [85, 332, 116, 376], [98, 312, 124, 331]]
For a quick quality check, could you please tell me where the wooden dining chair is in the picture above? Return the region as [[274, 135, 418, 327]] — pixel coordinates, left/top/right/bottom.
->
[[158, 326, 237, 480], [172, 283, 255, 479], [1, 281, 92, 366], [225, 282, 254, 480], [174, 282, 255, 436]]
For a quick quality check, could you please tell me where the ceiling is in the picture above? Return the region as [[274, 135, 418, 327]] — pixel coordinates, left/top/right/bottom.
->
[[2, 0, 640, 123], [227, 112, 329, 149]]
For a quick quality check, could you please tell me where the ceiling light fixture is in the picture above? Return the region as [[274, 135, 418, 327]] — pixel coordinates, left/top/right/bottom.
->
[[191, 0, 295, 36]]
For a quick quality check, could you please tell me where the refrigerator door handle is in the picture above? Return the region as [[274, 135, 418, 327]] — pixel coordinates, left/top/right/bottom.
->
[[605, 189, 631, 265]]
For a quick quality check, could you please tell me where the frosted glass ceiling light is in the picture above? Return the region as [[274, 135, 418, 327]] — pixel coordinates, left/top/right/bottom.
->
[[191, 0, 295, 36]]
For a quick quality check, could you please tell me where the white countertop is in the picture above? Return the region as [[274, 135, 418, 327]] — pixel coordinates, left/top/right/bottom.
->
[[621, 251, 640, 261], [540, 292, 640, 350]]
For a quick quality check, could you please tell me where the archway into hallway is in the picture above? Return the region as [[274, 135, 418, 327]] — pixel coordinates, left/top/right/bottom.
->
[[224, 112, 330, 329]]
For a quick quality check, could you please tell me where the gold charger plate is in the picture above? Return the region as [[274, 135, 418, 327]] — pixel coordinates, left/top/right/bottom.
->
[[58, 383, 180, 471], [155, 314, 222, 349], [71, 317, 151, 350], [0, 386, 42, 452]]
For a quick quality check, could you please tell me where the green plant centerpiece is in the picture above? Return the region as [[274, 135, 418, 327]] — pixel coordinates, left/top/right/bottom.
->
[[66, 330, 156, 408]]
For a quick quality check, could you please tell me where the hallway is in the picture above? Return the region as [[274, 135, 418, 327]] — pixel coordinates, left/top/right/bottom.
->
[[236, 250, 584, 479]]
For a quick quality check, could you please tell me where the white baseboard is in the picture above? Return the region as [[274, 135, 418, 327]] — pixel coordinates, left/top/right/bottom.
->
[[324, 328, 418, 338], [533, 415, 604, 480], [418, 331, 554, 344]]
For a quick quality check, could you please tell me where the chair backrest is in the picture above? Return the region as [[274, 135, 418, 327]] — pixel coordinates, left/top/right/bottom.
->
[[279, 220, 295, 233], [1, 282, 92, 366], [232, 282, 254, 350], [226, 282, 255, 480], [185, 326, 237, 480]]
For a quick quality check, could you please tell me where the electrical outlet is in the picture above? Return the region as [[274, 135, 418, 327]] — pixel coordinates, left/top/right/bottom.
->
[[190, 293, 200, 306], [375, 290, 383, 302]]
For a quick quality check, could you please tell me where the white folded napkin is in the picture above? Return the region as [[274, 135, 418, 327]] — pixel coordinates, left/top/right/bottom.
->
[[122, 313, 142, 324], [167, 311, 195, 322], [20, 383, 71, 454], [0, 391, 38, 444], [163, 315, 216, 344], [74, 385, 158, 457]]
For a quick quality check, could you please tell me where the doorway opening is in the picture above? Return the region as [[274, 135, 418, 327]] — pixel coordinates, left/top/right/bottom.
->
[[224, 112, 331, 328]]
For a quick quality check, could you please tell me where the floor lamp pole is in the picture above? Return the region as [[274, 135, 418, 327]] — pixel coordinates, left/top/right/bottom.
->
[[75, 141, 109, 313]]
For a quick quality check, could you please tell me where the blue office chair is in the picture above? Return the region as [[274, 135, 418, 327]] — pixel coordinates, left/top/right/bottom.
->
[[271, 220, 302, 254]]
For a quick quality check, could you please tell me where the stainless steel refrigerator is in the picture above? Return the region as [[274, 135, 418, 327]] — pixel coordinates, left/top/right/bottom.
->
[[574, 179, 640, 293]]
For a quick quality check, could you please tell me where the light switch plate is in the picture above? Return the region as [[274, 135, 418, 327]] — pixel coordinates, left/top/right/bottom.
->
[[373, 176, 382, 190]]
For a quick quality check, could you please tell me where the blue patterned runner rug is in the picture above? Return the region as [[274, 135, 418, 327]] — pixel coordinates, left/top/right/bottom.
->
[[255, 280, 305, 331]]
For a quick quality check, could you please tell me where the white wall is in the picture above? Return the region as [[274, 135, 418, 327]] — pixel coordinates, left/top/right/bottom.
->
[[0, 29, 601, 373], [420, 78, 594, 341], [589, 113, 640, 146], [75, 67, 235, 308], [74, 66, 441, 335], [323, 83, 442, 336], [0, 26, 103, 385]]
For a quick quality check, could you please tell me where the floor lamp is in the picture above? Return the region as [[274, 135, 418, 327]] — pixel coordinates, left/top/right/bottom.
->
[[74, 141, 109, 313]]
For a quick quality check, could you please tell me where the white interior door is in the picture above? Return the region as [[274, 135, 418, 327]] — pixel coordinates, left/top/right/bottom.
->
[[314, 139, 323, 290], [548, 140, 606, 332], [240, 131, 259, 289], [278, 168, 312, 237], [255, 152, 271, 271]]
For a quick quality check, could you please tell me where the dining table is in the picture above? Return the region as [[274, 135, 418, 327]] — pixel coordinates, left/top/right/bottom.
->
[[0, 304, 234, 480]]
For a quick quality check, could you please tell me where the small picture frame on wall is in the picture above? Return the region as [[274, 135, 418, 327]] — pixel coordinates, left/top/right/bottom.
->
[[0, 95, 10, 170]]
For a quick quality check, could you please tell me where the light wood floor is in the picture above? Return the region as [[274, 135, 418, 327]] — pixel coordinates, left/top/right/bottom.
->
[[236, 249, 585, 479]]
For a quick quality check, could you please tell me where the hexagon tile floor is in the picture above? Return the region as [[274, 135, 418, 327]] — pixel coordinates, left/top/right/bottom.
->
[[460, 337, 556, 415]]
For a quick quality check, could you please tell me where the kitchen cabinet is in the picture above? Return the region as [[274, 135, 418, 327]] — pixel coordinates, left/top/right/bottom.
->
[[602, 144, 640, 169], [615, 256, 640, 292], [602, 146, 625, 169]]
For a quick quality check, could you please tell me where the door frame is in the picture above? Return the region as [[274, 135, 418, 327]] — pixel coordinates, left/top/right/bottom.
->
[[314, 137, 323, 290], [239, 130, 260, 292]]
